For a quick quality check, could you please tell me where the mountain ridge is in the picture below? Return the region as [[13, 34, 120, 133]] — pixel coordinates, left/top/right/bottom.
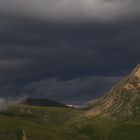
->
[[85, 64, 140, 120], [22, 98, 67, 107]]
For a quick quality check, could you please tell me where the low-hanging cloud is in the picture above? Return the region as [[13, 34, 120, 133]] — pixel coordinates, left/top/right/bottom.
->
[[21, 76, 122, 105], [0, 0, 140, 23], [0, 97, 26, 111]]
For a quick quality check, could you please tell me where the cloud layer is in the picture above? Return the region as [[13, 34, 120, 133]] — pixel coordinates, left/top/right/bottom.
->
[[0, 21, 140, 104], [21, 76, 122, 105], [0, 0, 140, 104], [0, 0, 140, 23]]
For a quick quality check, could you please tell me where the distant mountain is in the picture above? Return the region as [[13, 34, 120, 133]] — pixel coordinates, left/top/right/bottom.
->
[[23, 98, 67, 107], [86, 64, 140, 120]]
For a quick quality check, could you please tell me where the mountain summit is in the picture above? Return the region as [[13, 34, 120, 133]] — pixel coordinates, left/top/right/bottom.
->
[[86, 65, 140, 120]]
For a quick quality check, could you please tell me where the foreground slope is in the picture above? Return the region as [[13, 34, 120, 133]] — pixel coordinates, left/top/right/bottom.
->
[[0, 105, 84, 140]]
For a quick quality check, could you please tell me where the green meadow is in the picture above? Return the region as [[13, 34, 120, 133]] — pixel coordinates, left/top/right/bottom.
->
[[0, 104, 140, 140]]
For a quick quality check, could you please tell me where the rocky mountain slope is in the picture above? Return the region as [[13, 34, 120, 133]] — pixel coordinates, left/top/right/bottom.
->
[[86, 64, 140, 120]]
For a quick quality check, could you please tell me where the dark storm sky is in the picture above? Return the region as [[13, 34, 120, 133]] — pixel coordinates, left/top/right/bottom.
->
[[0, 0, 140, 104]]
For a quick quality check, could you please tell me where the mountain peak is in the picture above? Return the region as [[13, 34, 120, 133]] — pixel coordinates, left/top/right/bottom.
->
[[134, 64, 140, 79], [135, 64, 140, 68]]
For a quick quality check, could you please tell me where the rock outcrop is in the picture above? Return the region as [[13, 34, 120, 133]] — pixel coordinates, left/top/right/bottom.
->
[[22, 128, 27, 140]]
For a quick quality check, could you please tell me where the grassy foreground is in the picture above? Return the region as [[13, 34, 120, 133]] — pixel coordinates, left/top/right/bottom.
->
[[0, 105, 140, 140]]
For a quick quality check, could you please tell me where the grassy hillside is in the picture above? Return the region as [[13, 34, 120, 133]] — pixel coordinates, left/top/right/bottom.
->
[[0, 105, 83, 140], [0, 104, 140, 140]]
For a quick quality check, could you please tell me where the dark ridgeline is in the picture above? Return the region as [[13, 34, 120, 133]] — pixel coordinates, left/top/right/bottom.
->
[[25, 98, 67, 107]]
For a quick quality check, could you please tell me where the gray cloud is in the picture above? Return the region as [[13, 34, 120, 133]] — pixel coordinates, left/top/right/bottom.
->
[[21, 76, 122, 105], [0, 0, 140, 23]]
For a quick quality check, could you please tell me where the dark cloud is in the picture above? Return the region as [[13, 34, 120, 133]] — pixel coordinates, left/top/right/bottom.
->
[[0, 76, 122, 105], [0, 0, 140, 104], [21, 76, 122, 105]]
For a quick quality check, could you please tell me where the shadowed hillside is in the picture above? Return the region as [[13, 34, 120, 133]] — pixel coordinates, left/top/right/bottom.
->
[[24, 98, 67, 107]]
